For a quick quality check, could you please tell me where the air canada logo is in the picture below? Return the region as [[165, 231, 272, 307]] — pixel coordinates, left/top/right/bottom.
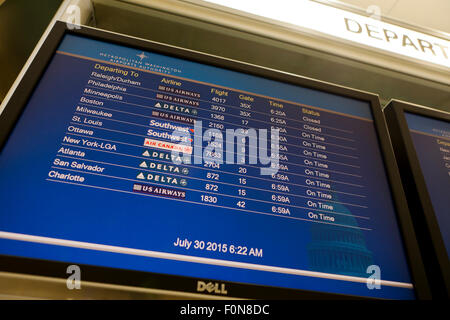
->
[[196, 281, 228, 295]]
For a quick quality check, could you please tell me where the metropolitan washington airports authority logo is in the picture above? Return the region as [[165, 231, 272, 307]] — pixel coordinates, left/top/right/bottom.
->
[[137, 52, 148, 61]]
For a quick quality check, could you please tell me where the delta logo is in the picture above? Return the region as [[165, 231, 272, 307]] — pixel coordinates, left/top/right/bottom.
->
[[136, 172, 187, 186], [154, 102, 198, 116], [142, 150, 190, 164]]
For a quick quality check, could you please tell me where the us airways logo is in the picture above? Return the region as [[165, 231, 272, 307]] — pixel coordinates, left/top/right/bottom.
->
[[196, 281, 228, 295]]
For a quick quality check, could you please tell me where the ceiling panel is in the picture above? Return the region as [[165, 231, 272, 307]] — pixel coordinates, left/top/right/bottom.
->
[[388, 0, 450, 33], [337, 0, 450, 34], [334, 0, 398, 13]]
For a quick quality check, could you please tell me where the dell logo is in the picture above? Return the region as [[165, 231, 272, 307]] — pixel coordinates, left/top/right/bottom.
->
[[197, 281, 228, 295]]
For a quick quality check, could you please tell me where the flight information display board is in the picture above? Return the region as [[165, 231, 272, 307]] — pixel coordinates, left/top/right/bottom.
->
[[0, 24, 425, 299], [405, 113, 450, 256], [384, 100, 449, 298]]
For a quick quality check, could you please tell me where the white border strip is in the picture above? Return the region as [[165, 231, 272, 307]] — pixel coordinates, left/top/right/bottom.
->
[[0, 231, 413, 289]]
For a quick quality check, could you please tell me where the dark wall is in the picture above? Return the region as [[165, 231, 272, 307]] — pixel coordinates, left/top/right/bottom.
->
[[0, 0, 62, 103]]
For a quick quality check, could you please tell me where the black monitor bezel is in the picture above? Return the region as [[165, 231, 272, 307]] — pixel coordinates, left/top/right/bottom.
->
[[384, 99, 450, 299], [0, 21, 430, 299]]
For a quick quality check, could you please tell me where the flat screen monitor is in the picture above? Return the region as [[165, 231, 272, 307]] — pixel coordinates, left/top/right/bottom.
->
[[0, 22, 429, 299], [384, 100, 450, 298]]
